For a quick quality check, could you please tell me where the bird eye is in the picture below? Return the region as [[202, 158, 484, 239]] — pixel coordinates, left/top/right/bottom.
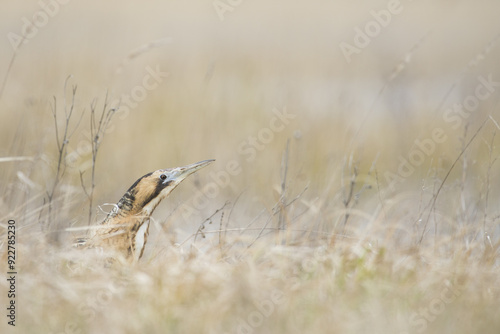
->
[[160, 174, 167, 181]]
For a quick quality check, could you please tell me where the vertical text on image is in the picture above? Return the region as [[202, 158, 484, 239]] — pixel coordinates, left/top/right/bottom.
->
[[6, 219, 17, 327]]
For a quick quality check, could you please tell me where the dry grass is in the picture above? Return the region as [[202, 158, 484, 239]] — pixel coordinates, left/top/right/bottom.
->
[[1, 1, 500, 333]]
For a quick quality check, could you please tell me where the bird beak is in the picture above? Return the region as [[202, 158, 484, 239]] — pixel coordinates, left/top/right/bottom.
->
[[169, 159, 215, 183]]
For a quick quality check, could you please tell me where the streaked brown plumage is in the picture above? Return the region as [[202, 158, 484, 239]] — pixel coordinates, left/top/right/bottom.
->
[[77, 159, 214, 262]]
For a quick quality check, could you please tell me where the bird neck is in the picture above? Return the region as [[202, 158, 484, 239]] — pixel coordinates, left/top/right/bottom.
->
[[101, 187, 164, 224]]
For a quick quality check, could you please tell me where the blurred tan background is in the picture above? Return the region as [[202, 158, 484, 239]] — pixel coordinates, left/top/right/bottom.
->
[[1, 3, 500, 334], [1, 0, 500, 236]]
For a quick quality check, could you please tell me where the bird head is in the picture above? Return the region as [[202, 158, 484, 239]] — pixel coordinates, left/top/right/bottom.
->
[[115, 159, 215, 217]]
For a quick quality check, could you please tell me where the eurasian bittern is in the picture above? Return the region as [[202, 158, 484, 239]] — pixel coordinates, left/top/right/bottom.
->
[[77, 159, 214, 262]]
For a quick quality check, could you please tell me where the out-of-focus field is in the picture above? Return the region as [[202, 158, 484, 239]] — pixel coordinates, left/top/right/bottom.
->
[[1, 1, 500, 333]]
